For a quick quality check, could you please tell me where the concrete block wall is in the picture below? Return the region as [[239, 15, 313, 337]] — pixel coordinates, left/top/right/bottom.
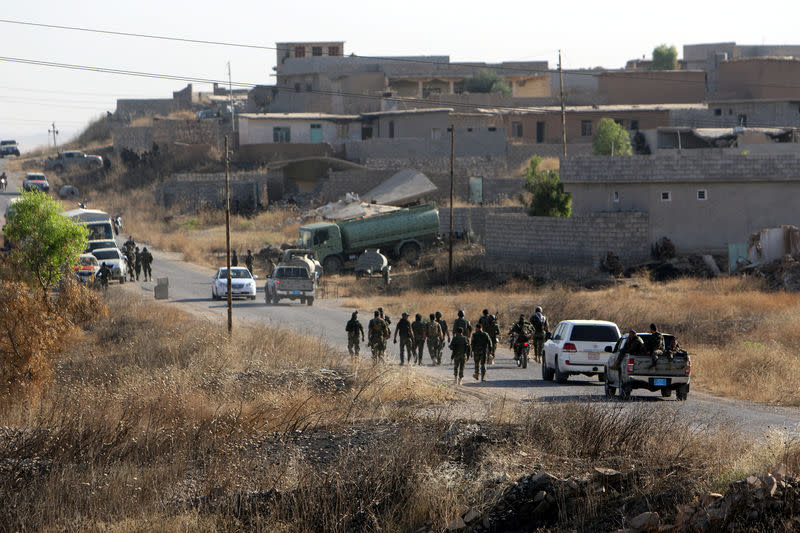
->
[[156, 172, 269, 211], [112, 125, 153, 153], [113, 120, 224, 153], [482, 177, 525, 204], [485, 212, 649, 270], [438, 206, 526, 242]]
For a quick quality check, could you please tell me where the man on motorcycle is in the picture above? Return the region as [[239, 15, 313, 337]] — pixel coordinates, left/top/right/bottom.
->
[[509, 314, 533, 368], [0, 172, 6, 191]]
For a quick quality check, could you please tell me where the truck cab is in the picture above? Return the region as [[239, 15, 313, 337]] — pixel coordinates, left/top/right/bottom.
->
[[299, 223, 344, 273]]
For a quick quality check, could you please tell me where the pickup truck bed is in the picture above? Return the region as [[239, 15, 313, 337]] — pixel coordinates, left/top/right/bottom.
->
[[605, 333, 691, 400]]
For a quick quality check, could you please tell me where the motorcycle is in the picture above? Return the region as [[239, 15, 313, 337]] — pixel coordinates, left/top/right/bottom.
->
[[514, 334, 531, 368]]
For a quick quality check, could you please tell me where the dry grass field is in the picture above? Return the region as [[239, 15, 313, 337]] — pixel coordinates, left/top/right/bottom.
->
[[3, 290, 798, 531], [342, 275, 800, 406]]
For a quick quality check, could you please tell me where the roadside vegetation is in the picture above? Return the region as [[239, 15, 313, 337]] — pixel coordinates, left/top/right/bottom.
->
[[342, 275, 800, 406], [2, 288, 798, 531]]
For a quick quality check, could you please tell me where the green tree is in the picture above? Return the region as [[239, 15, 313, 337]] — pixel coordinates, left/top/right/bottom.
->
[[593, 118, 633, 156], [3, 190, 88, 295], [522, 155, 572, 217], [464, 69, 512, 97], [652, 44, 678, 70]]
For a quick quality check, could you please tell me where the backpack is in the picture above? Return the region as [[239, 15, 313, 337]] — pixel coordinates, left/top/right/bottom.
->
[[371, 319, 385, 335], [427, 321, 440, 337], [531, 314, 544, 335]]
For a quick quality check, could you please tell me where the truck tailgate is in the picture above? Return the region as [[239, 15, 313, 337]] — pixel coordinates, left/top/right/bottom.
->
[[276, 279, 313, 292], [631, 355, 689, 376]]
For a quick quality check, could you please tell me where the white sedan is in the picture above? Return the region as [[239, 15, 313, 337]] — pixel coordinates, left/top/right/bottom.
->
[[211, 267, 257, 300], [91, 247, 128, 283]]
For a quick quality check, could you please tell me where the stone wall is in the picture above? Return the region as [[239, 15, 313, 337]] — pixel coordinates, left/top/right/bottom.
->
[[362, 155, 508, 178], [115, 99, 173, 121], [113, 119, 225, 153], [112, 125, 153, 153], [481, 177, 526, 204], [155, 172, 269, 212], [344, 134, 507, 162], [438, 206, 526, 242], [485, 212, 649, 272]]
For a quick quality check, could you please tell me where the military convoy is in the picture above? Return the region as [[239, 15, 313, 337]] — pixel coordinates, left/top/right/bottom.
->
[[298, 204, 439, 274]]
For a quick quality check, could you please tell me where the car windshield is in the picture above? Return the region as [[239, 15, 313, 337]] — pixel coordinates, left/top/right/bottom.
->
[[26, 174, 46, 181], [85, 223, 113, 240], [93, 250, 119, 260], [569, 325, 619, 342], [79, 256, 98, 266], [217, 268, 252, 279], [298, 229, 313, 249], [87, 241, 116, 251]]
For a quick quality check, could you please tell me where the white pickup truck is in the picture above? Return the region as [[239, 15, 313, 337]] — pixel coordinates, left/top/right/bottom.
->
[[604, 333, 691, 400]]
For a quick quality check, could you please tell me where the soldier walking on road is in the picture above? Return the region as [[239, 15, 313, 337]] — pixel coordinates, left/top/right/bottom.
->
[[123, 235, 136, 254], [453, 310, 472, 338], [410, 314, 426, 365], [125, 249, 135, 281], [368, 311, 390, 363], [133, 246, 142, 281], [346, 311, 365, 358], [487, 314, 500, 364], [471, 323, 493, 381], [245, 249, 254, 274], [393, 312, 415, 365], [426, 313, 443, 365], [530, 306, 549, 364], [141, 247, 153, 281], [450, 327, 471, 385], [477, 309, 492, 331]]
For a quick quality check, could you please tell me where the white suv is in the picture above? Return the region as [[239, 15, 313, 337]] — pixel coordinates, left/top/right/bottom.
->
[[541, 320, 620, 383]]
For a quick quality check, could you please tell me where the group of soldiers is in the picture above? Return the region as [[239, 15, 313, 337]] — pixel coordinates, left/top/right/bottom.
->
[[345, 308, 503, 384], [507, 307, 550, 364], [230, 249, 255, 274], [122, 236, 153, 282]]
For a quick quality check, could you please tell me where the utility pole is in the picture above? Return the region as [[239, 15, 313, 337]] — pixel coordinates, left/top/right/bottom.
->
[[49, 122, 59, 154], [227, 61, 236, 133], [558, 50, 567, 157], [448, 125, 455, 284], [224, 136, 233, 335]]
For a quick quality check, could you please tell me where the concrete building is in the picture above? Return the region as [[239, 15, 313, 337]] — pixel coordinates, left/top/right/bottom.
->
[[649, 127, 800, 153], [704, 99, 800, 128], [499, 104, 706, 145], [561, 153, 800, 253], [596, 70, 706, 105], [713, 58, 800, 101], [238, 113, 361, 145]]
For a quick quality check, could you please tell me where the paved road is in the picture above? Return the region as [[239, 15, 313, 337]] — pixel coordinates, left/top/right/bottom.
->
[[120, 240, 800, 437]]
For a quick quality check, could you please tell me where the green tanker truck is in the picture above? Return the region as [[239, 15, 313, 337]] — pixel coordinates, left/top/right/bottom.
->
[[298, 204, 440, 274]]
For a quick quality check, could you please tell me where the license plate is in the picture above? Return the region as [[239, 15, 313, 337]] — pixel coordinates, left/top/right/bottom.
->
[[653, 378, 668, 387], [292, 290, 301, 294], [588, 352, 600, 360]]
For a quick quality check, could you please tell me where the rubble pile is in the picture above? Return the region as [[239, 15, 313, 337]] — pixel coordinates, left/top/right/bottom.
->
[[743, 253, 800, 291]]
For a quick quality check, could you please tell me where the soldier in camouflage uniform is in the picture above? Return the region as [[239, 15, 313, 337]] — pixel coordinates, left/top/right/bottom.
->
[[470, 323, 493, 381], [477, 309, 492, 332], [125, 249, 135, 282], [487, 314, 500, 364], [140, 247, 153, 282], [425, 313, 443, 365], [645, 323, 665, 366], [530, 306, 549, 364], [410, 313, 427, 366], [449, 327, 471, 385], [453, 309, 472, 338], [133, 246, 142, 281], [393, 312, 415, 365], [368, 311, 390, 363], [345, 311, 365, 358]]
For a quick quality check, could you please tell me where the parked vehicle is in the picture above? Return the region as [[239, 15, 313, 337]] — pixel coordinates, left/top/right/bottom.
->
[[85, 239, 118, 254], [542, 320, 621, 383], [44, 151, 103, 173], [211, 267, 257, 300], [280, 248, 322, 279], [604, 333, 691, 401], [265, 265, 315, 306], [91, 247, 128, 283], [0, 140, 20, 157], [62, 208, 114, 241], [298, 204, 440, 274], [22, 173, 50, 193], [74, 253, 100, 284]]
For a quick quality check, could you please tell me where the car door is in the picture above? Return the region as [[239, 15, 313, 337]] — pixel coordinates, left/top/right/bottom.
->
[[544, 322, 567, 367]]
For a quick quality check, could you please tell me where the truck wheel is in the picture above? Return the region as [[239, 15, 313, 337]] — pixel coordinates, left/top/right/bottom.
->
[[604, 379, 616, 398], [620, 383, 632, 400], [676, 384, 689, 401], [323, 256, 343, 274], [554, 356, 569, 383], [306, 297, 314, 306], [400, 242, 421, 264], [661, 388, 673, 398], [541, 355, 554, 381]]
